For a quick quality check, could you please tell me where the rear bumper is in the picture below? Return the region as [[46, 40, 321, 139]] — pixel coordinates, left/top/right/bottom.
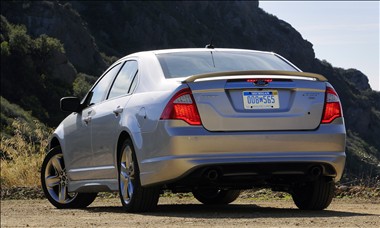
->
[[138, 120, 346, 186]]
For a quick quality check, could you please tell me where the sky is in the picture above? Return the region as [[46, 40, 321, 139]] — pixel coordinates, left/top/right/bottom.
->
[[259, 1, 379, 91]]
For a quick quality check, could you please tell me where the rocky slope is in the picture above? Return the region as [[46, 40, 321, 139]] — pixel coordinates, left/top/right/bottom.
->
[[1, 1, 106, 75], [1, 0, 379, 182]]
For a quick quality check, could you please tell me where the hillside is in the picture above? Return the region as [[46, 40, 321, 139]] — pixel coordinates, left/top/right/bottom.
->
[[1, 1, 379, 183]]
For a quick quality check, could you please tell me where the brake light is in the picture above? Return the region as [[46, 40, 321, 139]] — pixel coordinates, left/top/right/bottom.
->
[[321, 86, 342, 124], [160, 87, 201, 125], [247, 79, 273, 83]]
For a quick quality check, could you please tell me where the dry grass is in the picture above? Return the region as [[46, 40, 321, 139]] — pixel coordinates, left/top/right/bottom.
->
[[1, 120, 51, 188]]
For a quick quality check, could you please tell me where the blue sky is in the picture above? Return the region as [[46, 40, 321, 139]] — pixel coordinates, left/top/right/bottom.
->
[[259, 1, 379, 91]]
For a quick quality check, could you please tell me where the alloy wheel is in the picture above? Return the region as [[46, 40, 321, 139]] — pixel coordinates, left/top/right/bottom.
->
[[44, 153, 77, 204], [119, 145, 135, 205]]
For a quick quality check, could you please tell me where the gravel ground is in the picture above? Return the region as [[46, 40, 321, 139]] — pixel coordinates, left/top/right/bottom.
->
[[1, 194, 380, 227]]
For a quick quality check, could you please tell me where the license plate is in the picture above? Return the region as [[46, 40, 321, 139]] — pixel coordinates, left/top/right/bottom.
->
[[243, 90, 280, 109]]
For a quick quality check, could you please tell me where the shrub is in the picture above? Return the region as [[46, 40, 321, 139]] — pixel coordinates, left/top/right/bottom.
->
[[73, 73, 97, 99], [0, 119, 52, 187]]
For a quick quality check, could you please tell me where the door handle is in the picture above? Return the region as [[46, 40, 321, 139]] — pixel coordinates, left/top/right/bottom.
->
[[113, 106, 124, 116], [84, 116, 92, 124]]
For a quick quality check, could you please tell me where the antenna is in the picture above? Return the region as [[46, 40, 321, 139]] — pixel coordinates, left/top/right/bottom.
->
[[205, 37, 214, 49], [205, 22, 216, 49]]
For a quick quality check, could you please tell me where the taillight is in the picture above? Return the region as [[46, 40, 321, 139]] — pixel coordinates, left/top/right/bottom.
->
[[321, 86, 342, 124], [246, 79, 273, 83], [160, 87, 201, 125]]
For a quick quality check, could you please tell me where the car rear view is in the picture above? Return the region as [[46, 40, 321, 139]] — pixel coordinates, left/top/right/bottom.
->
[[148, 49, 346, 210], [41, 48, 346, 212]]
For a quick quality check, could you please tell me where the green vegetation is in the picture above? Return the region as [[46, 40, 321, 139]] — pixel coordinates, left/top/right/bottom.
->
[[1, 96, 39, 137], [0, 16, 68, 188], [100, 52, 119, 66], [1, 15, 72, 126], [73, 73, 97, 99]]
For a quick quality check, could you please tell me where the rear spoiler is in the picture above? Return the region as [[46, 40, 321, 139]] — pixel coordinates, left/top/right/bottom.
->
[[182, 70, 327, 83]]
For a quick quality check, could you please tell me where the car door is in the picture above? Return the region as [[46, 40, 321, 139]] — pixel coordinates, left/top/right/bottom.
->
[[62, 111, 93, 181], [66, 63, 123, 181], [90, 60, 139, 179]]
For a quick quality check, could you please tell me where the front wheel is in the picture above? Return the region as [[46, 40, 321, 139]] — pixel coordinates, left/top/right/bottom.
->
[[193, 188, 241, 205], [118, 139, 160, 212], [291, 177, 335, 210], [41, 147, 97, 209]]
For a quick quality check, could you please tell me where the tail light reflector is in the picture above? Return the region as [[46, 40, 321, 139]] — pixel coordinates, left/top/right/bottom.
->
[[321, 86, 342, 124], [160, 87, 201, 125]]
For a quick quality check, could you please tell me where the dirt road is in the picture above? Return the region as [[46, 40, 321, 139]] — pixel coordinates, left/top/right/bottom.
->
[[1, 196, 380, 227]]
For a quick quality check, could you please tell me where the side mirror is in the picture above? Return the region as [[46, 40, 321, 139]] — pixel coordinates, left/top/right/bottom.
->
[[60, 97, 81, 112]]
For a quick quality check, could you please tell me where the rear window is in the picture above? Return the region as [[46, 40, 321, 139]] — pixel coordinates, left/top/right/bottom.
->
[[157, 51, 298, 78]]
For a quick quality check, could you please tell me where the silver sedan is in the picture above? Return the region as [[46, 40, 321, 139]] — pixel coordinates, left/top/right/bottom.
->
[[41, 48, 346, 212]]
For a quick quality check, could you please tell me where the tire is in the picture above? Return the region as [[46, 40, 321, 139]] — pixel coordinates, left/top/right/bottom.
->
[[118, 139, 160, 212], [291, 177, 335, 210], [41, 147, 97, 209], [193, 188, 241, 205]]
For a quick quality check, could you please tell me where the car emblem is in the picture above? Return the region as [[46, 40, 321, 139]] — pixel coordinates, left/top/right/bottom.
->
[[254, 80, 269, 86]]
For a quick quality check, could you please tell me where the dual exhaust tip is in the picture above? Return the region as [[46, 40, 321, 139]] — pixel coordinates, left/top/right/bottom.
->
[[202, 165, 324, 181]]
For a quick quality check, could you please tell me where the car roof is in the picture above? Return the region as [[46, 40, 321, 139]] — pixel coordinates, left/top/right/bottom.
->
[[133, 48, 275, 56]]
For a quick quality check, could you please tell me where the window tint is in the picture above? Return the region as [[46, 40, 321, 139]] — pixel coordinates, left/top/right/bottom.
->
[[108, 61, 138, 99], [157, 51, 297, 78], [88, 63, 122, 105]]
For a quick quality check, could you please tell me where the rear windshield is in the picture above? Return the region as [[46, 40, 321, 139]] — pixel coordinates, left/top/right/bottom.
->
[[157, 51, 298, 78]]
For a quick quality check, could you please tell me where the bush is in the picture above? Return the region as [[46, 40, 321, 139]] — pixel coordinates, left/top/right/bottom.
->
[[1, 41, 10, 56], [0, 119, 52, 188], [73, 73, 97, 99], [1, 16, 72, 126]]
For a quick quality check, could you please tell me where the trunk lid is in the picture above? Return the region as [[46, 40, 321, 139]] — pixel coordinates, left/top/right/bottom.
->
[[186, 72, 326, 131]]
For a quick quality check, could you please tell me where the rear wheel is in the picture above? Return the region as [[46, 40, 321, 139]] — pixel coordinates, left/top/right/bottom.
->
[[193, 188, 241, 205], [291, 177, 335, 210], [118, 139, 160, 212], [41, 147, 97, 209]]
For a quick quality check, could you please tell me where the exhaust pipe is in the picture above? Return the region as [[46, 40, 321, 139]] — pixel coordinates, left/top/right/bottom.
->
[[309, 166, 323, 177], [203, 169, 219, 181]]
